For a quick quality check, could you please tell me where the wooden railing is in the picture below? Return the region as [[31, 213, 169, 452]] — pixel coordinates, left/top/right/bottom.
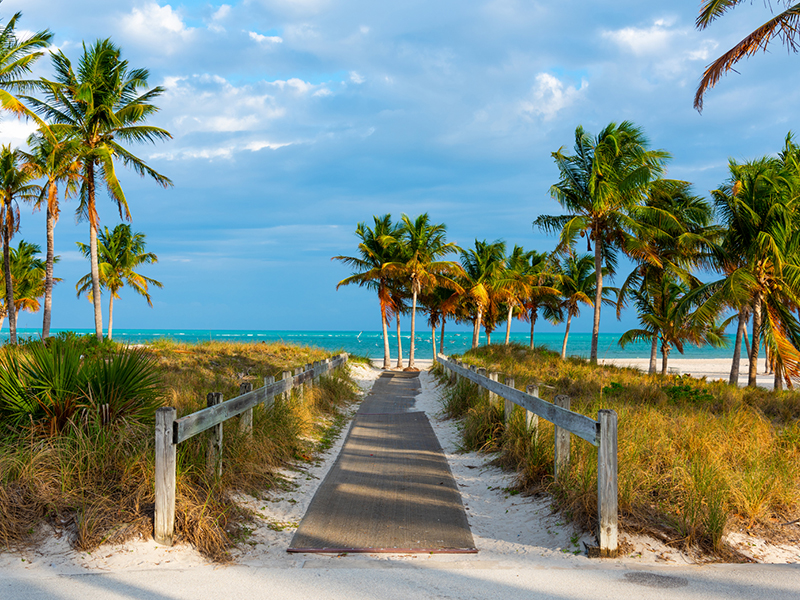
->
[[153, 353, 349, 546], [437, 354, 618, 558]]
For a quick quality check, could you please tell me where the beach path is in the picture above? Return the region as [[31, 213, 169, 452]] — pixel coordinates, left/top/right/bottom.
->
[[288, 371, 477, 553]]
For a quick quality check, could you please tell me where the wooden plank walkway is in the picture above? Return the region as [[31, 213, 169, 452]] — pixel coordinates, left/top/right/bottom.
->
[[288, 372, 477, 553]]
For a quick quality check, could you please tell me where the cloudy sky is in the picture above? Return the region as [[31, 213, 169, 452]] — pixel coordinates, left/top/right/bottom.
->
[[3, 0, 799, 334]]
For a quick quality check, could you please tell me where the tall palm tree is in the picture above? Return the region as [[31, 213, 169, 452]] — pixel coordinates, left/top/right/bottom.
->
[[694, 0, 800, 111], [0, 145, 38, 343], [20, 131, 81, 338], [551, 254, 611, 360], [0, 5, 52, 119], [519, 250, 560, 349], [26, 39, 172, 340], [76, 224, 162, 340], [333, 215, 401, 369], [459, 239, 506, 349], [0, 240, 53, 332], [534, 121, 670, 364], [420, 285, 459, 362], [387, 214, 461, 369]]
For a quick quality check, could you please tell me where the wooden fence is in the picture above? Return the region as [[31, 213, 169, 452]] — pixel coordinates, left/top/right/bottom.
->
[[437, 354, 618, 558], [153, 353, 349, 546]]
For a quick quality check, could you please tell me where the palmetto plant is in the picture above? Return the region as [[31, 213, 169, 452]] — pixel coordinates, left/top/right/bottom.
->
[[534, 121, 669, 364], [694, 0, 800, 111], [25, 39, 172, 340], [0, 338, 163, 435], [333, 214, 401, 369], [76, 224, 162, 340], [0, 145, 39, 344]]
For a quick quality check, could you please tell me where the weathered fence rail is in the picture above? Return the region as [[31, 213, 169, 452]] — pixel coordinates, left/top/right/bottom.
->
[[437, 354, 618, 558], [154, 353, 348, 546]]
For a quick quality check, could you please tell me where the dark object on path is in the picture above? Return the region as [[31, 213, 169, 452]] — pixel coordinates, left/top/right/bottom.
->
[[288, 372, 476, 553]]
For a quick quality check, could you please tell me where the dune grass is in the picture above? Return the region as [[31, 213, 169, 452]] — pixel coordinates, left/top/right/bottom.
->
[[0, 338, 360, 560], [436, 343, 800, 557]]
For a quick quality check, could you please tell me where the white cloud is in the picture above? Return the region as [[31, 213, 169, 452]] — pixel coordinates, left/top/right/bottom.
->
[[520, 73, 587, 121], [245, 140, 293, 151], [349, 71, 365, 84], [213, 5, 231, 20], [602, 19, 677, 55], [121, 3, 193, 52], [249, 31, 284, 44], [0, 118, 37, 148]]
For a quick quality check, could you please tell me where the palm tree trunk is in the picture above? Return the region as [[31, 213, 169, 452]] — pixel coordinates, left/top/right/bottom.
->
[[774, 368, 783, 391], [4, 207, 16, 345], [505, 304, 513, 345], [472, 308, 483, 348], [439, 320, 445, 355], [749, 296, 762, 387], [486, 329, 492, 345], [380, 306, 391, 369], [765, 346, 772, 374], [649, 336, 658, 375], [87, 166, 103, 341], [42, 206, 55, 339], [590, 239, 602, 364], [560, 313, 572, 359], [409, 290, 417, 368], [729, 310, 747, 385], [661, 344, 670, 376], [530, 308, 536, 349], [431, 325, 437, 364], [395, 313, 403, 368], [107, 294, 114, 340]]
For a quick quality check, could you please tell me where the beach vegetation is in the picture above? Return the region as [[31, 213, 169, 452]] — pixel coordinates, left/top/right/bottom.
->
[[439, 343, 800, 558], [0, 240, 56, 333]]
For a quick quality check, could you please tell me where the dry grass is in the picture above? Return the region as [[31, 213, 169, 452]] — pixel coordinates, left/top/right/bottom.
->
[[438, 343, 800, 558], [0, 340, 360, 560]]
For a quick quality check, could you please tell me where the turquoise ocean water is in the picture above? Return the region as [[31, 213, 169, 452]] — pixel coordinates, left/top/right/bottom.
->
[[10, 328, 739, 361]]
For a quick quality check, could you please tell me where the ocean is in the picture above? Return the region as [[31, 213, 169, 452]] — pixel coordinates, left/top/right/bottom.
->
[[9, 328, 740, 361]]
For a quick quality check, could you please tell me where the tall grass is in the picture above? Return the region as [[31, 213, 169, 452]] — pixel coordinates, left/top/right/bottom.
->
[[440, 343, 800, 557], [0, 338, 359, 560]]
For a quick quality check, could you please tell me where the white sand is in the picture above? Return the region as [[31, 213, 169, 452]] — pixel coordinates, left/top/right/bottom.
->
[[1, 360, 798, 579], [599, 357, 779, 389]]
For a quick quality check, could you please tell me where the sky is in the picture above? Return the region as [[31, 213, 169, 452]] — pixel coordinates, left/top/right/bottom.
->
[[2, 0, 799, 334]]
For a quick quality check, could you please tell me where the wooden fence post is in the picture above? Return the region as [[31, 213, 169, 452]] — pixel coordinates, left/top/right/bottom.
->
[[554, 394, 571, 480], [154, 407, 176, 546], [449, 360, 457, 384], [294, 367, 304, 402], [525, 384, 539, 440], [597, 409, 619, 557], [206, 392, 223, 478], [239, 382, 253, 436], [488, 372, 499, 405], [282, 371, 292, 401], [305, 363, 314, 395], [504, 377, 515, 423]]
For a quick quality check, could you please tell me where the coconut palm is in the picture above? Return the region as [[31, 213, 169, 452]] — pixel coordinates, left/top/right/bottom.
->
[[705, 152, 800, 388], [20, 131, 82, 338], [534, 121, 669, 364], [0, 145, 39, 343], [420, 285, 459, 362], [550, 254, 614, 360], [694, 1, 800, 111], [459, 239, 506, 349], [387, 214, 461, 369], [25, 39, 172, 340], [0, 240, 55, 332], [0, 5, 52, 118], [333, 215, 401, 369], [76, 224, 162, 340], [519, 250, 560, 349]]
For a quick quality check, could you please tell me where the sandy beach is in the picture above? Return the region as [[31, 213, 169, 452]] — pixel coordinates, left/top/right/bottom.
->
[[598, 357, 778, 389], [1, 360, 798, 599]]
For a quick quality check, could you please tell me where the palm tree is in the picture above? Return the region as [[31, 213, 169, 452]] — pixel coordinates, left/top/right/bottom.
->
[[420, 285, 459, 362], [333, 215, 401, 370], [551, 254, 611, 360], [694, 1, 800, 111], [620, 276, 727, 375], [0, 6, 52, 118], [387, 214, 461, 369], [20, 131, 81, 338], [76, 224, 162, 340], [26, 39, 172, 340], [706, 153, 800, 388], [534, 121, 669, 364], [459, 239, 506, 349], [0, 145, 38, 343], [0, 240, 53, 332], [519, 250, 560, 349]]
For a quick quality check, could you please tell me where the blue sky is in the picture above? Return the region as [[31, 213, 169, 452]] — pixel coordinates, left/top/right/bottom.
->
[[3, 0, 799, 334]]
